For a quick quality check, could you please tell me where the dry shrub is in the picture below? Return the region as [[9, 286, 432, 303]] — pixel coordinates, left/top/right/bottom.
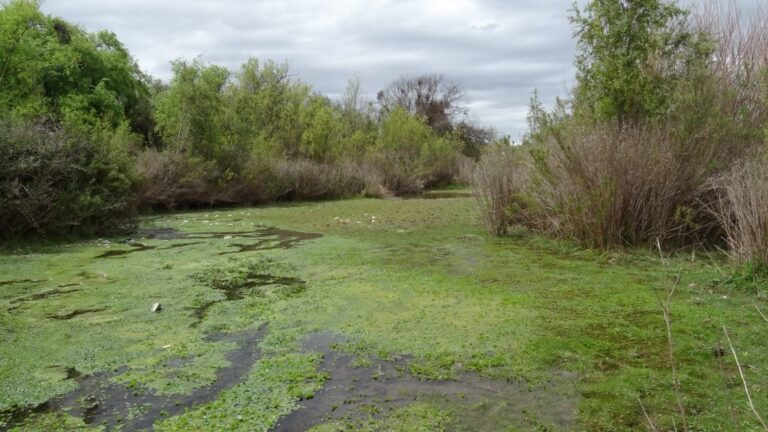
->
[[692, 0, 768, 131], [135, 149, 226, 208], [472, 145, 528, 236], [712, 150, 768, 270], [532, 123, 728, 248], [455, 156, 476, 186], [136, 151, 371, 207], [271, 159, 363, 201], [363, 153, 424, 196]]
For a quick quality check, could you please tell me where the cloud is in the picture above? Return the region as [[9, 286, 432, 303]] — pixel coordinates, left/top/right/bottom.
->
[[41, 0, 581, 139]]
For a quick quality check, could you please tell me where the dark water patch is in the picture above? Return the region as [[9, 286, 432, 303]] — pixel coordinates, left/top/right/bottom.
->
[[217, 227, 322, 254], [48, 308, 107, 320], [0, 327, 267, 432], [160, 242, 205, 250], [0, 279, 46, 286], [136, 227, 322, 254], [66, 367, 82, 380], [140, 228, 183, 240], [190, 273, 305, 326], [9, 288, 81, 306], [272, 333, 579, 431], [95, 243, 156, 259]]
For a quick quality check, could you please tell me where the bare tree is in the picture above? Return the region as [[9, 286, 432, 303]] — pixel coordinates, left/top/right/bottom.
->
[[377, 74, 466, 134], [455, 121, 496, 160]]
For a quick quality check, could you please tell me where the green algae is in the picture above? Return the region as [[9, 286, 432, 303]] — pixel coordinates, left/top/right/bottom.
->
[[0, 195, 766, 431]]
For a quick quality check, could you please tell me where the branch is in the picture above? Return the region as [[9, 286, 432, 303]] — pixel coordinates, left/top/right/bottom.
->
[[723, 325, 768, 430], [755, 302, 768, 323], [638, 397, 659, 431]]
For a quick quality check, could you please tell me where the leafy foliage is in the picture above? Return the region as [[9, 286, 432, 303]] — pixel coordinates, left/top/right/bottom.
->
[[570, 0, 700, 124]]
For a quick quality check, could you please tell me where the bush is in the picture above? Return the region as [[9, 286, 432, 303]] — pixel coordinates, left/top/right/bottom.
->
[[135, 149, 228, 208], [528, 122, 734, 248], [0, 121, 137, 238], [713, 150, 768, 271], [472, 144, 529, 236], [371, 107, 460, 194], [270, 159, 363, 201]]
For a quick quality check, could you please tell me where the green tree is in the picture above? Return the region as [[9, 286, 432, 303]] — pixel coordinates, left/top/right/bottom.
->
[[153, 59, 229, 159], [299, 96, 342, 162], [227, 58, 311, 158], [0, 1, 151, 136], [570, 0, 697, 124]]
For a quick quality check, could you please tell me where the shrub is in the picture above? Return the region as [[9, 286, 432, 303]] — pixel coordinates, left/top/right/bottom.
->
[[528, 123, 729, 248], [372, 107, 460, 194], [472, 144, 529, 236], [270, 159, 363, 201], [135, 149, 227, 208], [455, 156, 476, 186], [0, 121, 137, 238], [712, 150, 768, 272]]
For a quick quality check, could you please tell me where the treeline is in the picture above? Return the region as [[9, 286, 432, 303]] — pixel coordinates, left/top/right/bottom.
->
[[0, 0, 493, 238], [474, 0, 768, 270]]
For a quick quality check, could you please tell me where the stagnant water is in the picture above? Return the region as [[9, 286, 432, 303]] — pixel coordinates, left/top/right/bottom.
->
[[272, 333, 579, 431], [189, 273, 305, 327], [0, 327, 267, 431], [93, 226, 323, 259]]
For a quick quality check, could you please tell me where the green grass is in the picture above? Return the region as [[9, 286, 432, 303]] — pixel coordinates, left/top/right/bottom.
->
[[1, 196, 767, 431]]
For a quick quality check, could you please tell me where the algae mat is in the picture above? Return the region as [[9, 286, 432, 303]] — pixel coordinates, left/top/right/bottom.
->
[[1, 196, 766, 431]]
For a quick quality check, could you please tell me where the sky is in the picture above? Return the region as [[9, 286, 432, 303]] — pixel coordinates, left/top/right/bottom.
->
[[40, 0, 583, 140]]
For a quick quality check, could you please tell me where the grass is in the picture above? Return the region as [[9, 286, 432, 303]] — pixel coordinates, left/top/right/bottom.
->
[[0, 195, 767, 431]]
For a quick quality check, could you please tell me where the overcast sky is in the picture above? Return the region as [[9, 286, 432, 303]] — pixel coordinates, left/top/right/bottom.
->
[[40, 0, 584, 139]]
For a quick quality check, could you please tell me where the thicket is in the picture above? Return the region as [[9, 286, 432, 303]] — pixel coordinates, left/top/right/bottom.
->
[[474, 0, 768, 268], [0, 1, 493, 239]]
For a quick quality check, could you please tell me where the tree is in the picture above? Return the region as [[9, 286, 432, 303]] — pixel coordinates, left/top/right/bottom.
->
[[153, 59, 229, 159], [570, 0, 697, 124], [377, 74, 465, 134], [454, 121, 495, 160], [0, 1, 151, 135]]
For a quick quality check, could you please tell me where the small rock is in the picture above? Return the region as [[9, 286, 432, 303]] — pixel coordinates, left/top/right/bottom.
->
[[151, 302, 162, 313], [688, 297, 704, 305], [224, 236, 233, 239], [97, 272, 108, 279], [688, 283, 697, 289]]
